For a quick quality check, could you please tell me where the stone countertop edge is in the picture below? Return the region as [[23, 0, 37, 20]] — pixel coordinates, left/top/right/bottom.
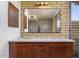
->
[[8, 38, 75, 42]]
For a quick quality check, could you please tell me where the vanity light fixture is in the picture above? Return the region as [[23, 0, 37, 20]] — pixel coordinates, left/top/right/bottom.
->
[[44, 2, 48, 5], [41, 2, 44, 5], [36, 2, 48, 6], [36, 2, 40, 5]]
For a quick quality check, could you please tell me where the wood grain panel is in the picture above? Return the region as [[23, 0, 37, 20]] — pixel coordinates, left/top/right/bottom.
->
[[8, 2, 19, 27], [9, 42, 74, 58]]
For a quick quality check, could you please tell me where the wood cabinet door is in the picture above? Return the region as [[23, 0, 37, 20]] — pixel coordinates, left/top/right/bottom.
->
[[9, 42, 18, 58], [16, 42, 32, 58], [32, 42, 49, 58], [65, 42, 74, 58], [9, 42, 32, 58], [49, 42, 66, 58]]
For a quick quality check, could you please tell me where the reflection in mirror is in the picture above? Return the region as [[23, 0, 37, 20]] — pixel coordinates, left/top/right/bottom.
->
[[24, 8, 60, 33]]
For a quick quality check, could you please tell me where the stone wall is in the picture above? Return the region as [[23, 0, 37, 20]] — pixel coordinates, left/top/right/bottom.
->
[[72, 21, 79, 52], [72, 21, 79, 39]]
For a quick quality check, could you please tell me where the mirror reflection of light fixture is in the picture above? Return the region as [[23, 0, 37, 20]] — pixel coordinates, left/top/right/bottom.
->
[[28, 15, 38, 21], [36, 2, 48, 6]]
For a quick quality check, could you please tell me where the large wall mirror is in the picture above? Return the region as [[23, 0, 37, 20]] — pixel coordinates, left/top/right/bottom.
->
[[23, 8, 60, 33]]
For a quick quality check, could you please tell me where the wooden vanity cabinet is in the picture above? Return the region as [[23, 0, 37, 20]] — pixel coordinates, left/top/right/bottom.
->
[[9, 42, 74, 58]]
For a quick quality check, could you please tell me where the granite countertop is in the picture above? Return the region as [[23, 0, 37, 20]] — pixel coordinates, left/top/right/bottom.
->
[[9, 38, 75, 42]]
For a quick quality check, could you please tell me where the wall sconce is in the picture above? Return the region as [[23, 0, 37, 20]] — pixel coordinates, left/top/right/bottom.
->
[[36, 2, 48, 6]]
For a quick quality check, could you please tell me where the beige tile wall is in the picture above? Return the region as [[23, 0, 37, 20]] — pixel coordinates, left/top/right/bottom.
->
[[72, 21, 79, 39], [20, 1, 70, 38], [71, 21, 79, 52]]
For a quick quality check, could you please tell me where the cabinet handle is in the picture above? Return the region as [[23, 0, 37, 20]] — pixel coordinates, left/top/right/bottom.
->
[[39, 44, 45, 47], [40, 47, 44, 49], [39, 45, 44, 47]]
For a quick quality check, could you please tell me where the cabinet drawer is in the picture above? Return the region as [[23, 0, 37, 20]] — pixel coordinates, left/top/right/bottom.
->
[[64, 42, 73, 46], [33, 43, 49, 51], [33, 42, 48, 46], [9, 42, 32, 47], [49, 42, 65, 47]]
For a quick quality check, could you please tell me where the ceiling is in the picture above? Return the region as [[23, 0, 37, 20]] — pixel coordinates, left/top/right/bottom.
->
[[25, 9, 60, 19]]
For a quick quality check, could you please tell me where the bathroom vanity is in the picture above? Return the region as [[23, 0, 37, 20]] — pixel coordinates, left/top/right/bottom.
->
[[9, 38, 75, 58], [9, 1, 75, 58]]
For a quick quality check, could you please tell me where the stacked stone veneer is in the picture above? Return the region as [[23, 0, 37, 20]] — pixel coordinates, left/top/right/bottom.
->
[[20, 1, 70, 38], [71, 21, 79, 52], [72, 21, 79, 40]]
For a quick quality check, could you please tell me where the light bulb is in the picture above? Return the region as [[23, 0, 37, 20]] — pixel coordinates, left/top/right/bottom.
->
[[37, 2, 40, 5], [45, 2, 48, 5], [41, 2, 44, 5]]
